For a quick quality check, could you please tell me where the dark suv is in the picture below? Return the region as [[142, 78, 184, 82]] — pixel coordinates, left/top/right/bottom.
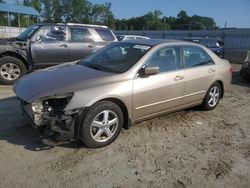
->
[[0, 23, 117, 84], [183, 37, 224, 58], [240, 51, 250, 81]]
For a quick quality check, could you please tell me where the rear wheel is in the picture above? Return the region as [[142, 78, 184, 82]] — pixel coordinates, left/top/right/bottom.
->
[[201, 82, 222, 110], [79, 101, 124, 148], [0, 56, 27, 85]]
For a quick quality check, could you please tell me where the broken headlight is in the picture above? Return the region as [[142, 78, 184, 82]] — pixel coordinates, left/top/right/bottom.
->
[[42, 93, 74, 115], [32, 101, 44, 113], [31, 93, 74, 125]]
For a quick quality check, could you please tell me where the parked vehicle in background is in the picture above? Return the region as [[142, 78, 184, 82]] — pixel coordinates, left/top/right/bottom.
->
[[116, 35, 150, 41], [183, 37, 224, 58], [0, 23, 117, 85], [14, 39, 232, 148], [240, 50, 250, 81]]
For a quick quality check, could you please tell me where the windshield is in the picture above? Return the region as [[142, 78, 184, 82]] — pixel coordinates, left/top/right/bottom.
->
[[79, 42, 152, 73], [17, 25, 40, 40]]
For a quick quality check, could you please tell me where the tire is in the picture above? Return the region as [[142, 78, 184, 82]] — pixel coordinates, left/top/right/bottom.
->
[[0, 56, 27, 85], [79, 101, 124, 148], [201, 82, 222, 111]]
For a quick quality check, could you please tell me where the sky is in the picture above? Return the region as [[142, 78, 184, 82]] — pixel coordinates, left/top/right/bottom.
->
[[4, 0, 250, 28], [90, 0, 250, 28]]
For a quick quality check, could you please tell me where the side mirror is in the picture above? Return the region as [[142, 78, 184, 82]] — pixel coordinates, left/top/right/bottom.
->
[[141, 66, 159, 76]]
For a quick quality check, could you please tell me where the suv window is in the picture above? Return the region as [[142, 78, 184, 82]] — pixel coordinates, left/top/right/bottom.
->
[[70, 27, 93, 42], [145, 46, 180, 72], [95, 28, 115, 41], [34, 26, 66, 42], [183, 46, 214, 68], [199, 39, 222, 48]]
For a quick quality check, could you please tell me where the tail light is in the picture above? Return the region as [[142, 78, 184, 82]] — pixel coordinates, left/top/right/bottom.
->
[[229, 67, 233, 73]]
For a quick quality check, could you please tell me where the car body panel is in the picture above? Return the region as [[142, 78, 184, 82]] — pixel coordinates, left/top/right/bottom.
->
[[133, 70, 185, 121]]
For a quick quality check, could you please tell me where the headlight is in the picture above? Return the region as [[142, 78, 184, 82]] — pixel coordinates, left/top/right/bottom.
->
[[32, 101, 44, 113]]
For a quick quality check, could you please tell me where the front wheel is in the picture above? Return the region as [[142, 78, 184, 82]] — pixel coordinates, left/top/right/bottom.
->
[[201, 82, 222, 111], [0, 56, 27, 85], [79, 101, 124, 148]]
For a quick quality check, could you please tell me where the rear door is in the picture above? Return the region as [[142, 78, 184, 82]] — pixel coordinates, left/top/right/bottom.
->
[[30, 25, 69, 65], [68, 26, 96, 61], [181, 46, 217, 105], [133, 46, 186, 121]]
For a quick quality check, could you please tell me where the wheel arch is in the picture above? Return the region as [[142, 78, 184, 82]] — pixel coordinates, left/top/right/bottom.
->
[[214, 80, 224, 98], [99, 97, 131, 130], [0, 51, 29, 70]]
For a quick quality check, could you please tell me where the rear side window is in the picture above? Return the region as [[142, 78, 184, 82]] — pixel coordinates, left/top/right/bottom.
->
[[95, 28, 115, 41], [70, 27, 93, 42], [183, 46, 214, 68]]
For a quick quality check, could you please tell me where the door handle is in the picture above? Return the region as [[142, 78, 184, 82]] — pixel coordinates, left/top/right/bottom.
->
[[60, 44, 68, 48], [208, 68, 215, 73], [88, 44, 95, 48], [174, 75, 184, 81]]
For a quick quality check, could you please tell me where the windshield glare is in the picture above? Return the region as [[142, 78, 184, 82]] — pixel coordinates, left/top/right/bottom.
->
[[17, 25, 40, 40], [80, 42, 151, 73]]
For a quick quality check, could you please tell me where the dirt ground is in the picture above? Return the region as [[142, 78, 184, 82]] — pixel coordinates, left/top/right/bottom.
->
[[0, 64, 249, 188]]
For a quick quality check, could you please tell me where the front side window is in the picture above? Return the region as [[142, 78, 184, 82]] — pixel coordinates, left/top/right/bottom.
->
[[33, 26, 66, 42], [79, 42, 151, 73], [70, 27, 93, 42], [183, 46, 214, 68], [145, 46, 180, 73]]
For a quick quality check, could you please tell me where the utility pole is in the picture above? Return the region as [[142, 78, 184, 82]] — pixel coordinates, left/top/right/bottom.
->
[[224, 21, 227, 28]]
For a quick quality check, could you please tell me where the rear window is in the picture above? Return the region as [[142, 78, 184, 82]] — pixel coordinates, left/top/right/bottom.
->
[[95, 28, 115, 41], [70, 27, 93, 42]]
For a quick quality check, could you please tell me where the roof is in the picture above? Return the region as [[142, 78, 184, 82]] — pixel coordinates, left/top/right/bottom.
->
[[0, 3, 39, 16], [33, 23, 109, 28]]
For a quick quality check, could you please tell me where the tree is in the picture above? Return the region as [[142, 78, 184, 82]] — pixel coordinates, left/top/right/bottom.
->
[[41, 0, 53, 22], [90, 2, 115, 28], [175, 10, 191, 29], [52, 0, 62, 22]]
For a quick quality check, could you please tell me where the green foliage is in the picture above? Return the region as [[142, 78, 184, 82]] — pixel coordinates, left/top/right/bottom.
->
[[116, 10, 217, 30], [1, 0, 217, 30]]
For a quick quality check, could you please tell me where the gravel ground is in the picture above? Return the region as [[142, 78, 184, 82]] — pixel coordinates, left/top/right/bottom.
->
[[0, 64, 249, 188]]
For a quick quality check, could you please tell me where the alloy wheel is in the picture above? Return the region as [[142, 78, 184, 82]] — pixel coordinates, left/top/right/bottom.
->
[[208, 86, 220, 107], [0, 63, 21, 81], [90, 110, 119, 143]]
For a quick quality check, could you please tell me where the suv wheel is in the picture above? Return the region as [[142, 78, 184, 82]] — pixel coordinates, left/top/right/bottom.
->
[[201, 82, 222, 110], [0, 56, 27, 85], [79, 101, 124, 148]]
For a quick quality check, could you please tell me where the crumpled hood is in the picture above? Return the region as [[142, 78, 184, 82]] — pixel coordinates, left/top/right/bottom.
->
[[14, 62, 116, 103]]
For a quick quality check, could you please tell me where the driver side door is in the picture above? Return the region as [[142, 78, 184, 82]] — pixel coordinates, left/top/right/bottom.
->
[[133, 46, 186, 121], [30, 25, 69, 66]]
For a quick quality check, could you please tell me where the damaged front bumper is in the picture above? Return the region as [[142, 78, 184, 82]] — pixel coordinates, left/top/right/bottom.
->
[[20, 99, 83, 142]]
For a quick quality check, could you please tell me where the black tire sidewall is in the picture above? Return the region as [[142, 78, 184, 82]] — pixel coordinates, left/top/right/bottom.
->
[[0, 56, 27, 85], [202, 82, 222, 111], [80, 101, 124, 148]]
